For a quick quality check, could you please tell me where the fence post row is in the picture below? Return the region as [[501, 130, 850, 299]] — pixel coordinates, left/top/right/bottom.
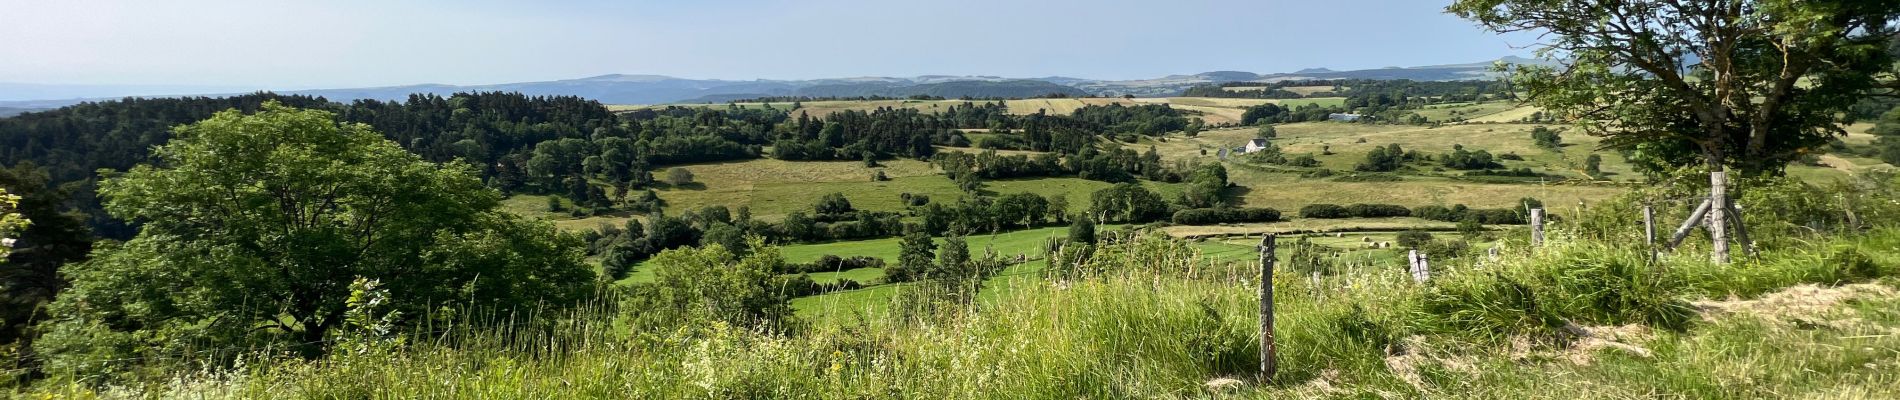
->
[[1257, 234, 1277, 382]]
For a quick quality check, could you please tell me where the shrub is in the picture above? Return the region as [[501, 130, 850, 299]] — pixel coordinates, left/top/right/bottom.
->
[[1170, 207, 1283, 225], [1068, 218, 1097, 245], [1411, 205, 1528, 224], [621, 241, 795, 332], [1396, 230, 1434, 248], [664, 168, 694, 186], [1299, 204, 1350, 219], [783, 255, 885, 274], [1344, 203, 1411, 218], [776, 275, 865, 298]]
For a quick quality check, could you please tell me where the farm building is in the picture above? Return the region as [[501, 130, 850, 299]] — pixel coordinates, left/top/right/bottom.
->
[[1243, 139, 1270, 153], [1328, 113, 1365, 122]]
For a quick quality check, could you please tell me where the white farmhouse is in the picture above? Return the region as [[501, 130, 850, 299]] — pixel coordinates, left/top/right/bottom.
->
[[1243, 138, 1271, 154], [1328, 113, 1365, 122]]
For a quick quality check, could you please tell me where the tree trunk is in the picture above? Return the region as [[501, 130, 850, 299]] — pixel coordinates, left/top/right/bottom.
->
[[300, 319, 331, 358]]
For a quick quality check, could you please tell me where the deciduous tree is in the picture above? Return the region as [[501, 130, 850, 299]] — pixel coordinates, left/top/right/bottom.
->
[[35, 103, 591, 371]]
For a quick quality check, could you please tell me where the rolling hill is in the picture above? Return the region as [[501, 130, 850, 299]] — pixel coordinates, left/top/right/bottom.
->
[[0, 57, 1537, 110]]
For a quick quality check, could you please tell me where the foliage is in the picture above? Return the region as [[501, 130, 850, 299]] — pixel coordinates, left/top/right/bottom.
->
[[1170, 207, 1282, 225], [1451, 0, 1900, 175], [1068, 218, 1097, 245], [1440, 144, 1503, 170], [1299, 203, 1411, 219], [1396, 230, 1435, 249], [1355, 143, 1411, 172], [0, 190, 21, 260], [814, 192, 855, 216], [1088, 183, 1171, 223], [621, 239, 795, 333], [33, 103, 592, 377], [0, 163, 93, 347], [18, 219, 1900, 397], [1529, 126, 1561, 150], [663, 168, 694, 186], [1413, 204, 1529, 225], [1176, 163, 1229, 209], [1284, 236, 1335, 275], [886, 228, 937, 283], [1298, 203, 1350, 219]]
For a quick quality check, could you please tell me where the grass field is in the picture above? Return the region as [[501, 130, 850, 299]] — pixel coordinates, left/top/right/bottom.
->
[[1410, 101, 1527, 122], [523, 101, 1892, 247], [1172, 121, 1638, 179], [639, 157, 1182, 222]]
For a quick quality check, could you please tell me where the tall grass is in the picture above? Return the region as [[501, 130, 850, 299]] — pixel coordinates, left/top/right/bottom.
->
[[22, 217, 1900, 398]]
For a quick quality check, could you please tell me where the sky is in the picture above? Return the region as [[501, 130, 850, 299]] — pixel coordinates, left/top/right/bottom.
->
[[0, 0, 1539, 89]]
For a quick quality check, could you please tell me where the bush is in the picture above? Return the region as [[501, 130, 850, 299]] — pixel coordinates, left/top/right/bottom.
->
[[1344, 203, 1411, 218], [1299, 204, 1350, 219], [1396, 230, 1434, 248], [1171, 207, 1283, 225], [783, 255, 886, 274], [664, 168, 695, 186], [776, 275, 866, 298], [1299, 203, 1409, 219], [1411, 204, 1528, 224]]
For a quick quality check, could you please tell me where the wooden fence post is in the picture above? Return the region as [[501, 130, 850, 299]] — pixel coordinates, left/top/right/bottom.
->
[[1258, 234, 1277, 382], [1842, 194, 1861, 229], [1530, 208, 1546, 246], [1726, 201, 1757, 258], [1708, 171, 1730, 264], [1666, 198, 1713, 250], [1643, 204, 1657, 264]]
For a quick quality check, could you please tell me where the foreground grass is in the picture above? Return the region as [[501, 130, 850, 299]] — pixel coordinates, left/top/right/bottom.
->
[[34, 221, 1900, 398]]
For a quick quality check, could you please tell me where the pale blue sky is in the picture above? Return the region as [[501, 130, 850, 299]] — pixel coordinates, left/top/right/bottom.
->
[[0, 0, 1538, 88]]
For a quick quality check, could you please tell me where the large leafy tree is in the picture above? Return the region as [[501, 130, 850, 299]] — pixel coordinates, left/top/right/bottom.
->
[[35, 103, 591, 370], [1449, 0, 1900, 176], [0, 189, 22, 259], [0, 163, 94, 346], [0, 190, 20, 255]]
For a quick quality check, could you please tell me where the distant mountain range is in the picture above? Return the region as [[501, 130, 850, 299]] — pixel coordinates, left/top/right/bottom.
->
[[0, 56, 1545, 112]]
